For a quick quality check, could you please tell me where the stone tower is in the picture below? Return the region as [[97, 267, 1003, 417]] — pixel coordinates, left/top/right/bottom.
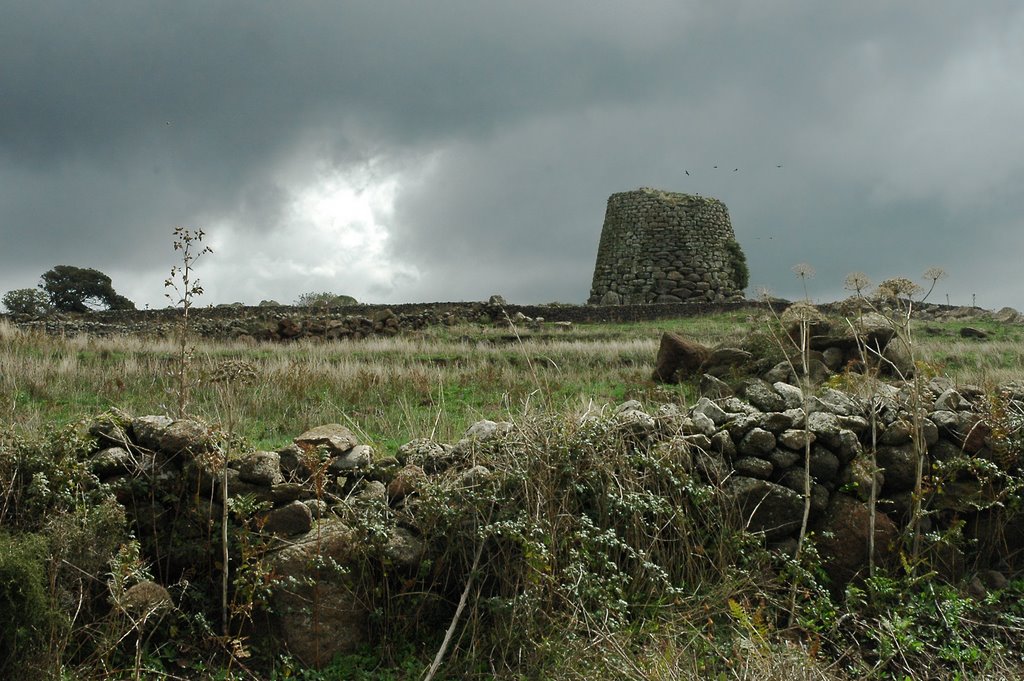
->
[[588, 188, 747, 305]]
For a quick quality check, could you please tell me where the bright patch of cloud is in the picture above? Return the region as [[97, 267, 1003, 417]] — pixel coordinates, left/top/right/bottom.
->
[[124, 161, 422, 308]]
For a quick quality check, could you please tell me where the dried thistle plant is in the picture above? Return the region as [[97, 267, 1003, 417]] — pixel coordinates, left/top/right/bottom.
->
[[876, 277, 923, 302], [844, 271, 872, 297], [791, 263, 815, 301], [208, 358, 258, 638], [164, 226, 213, 418]]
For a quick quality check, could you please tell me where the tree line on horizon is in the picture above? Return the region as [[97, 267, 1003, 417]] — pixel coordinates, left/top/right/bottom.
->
[[2, 265, 357, 315]]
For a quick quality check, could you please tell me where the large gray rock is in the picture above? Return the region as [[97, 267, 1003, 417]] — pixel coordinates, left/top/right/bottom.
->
[[263, 500, 313, 536], [814, 494, 898, 594], [385, 527, 425, 570], [387, 464, 427, 502], [993, 306, 1021, 323], [742, 379, 787, 413], [778, 429, 815, 451], [710, 431, 736, 459], [90, 446, 135, 477], [652, 332, 710, 383], [836, 454, 884, 502], [699, 373, 734, 398], [688, 412, 717, 437], [806, 412, 843, 449], [704, 347, 754, 375], [726, 477, 804, 539], [768, 448, 802, 470], [294, 424, 359, 456], [237, 451, 285, 487], [876, 445, 922, 493], [809, 446, 840, 482], [934, 389, 964, 412], [269, 519, 367, 667], [329, 444, 373, 473], [809, 388, 864, 417], [453, 419, 514, 454], [692, 397, 730, 426], [762, 411, 795, 433], [734, 457, 773, 479], [737, 428, 776, 457], [834, 429, 863, 463], [928, 410, 961, 435], [775, 472, 830, 515], [880, 337, 915, 377], [879, 420, 913, 446], [132, 416, 214, 458], [773, 382, 804, 409], [397, 439, 452, 473], [725, 414, 762, 440]]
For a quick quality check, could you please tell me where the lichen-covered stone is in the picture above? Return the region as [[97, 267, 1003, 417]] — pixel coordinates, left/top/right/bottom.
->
[[237, 451, 284, 487], [263, 500, 313, 536], [294, 424, 358, 456], [734, 457, 773, 479], [738, 428, 776, 457], [726, 477, 803, 539]]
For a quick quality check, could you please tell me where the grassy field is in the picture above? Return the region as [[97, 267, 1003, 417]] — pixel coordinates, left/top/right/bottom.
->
[[3, 309, 1022, 453], [2, 312, 755, 450]]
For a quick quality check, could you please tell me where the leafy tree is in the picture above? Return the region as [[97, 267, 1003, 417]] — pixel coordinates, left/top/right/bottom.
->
[[294, 291, 358, 308], [39, 265, 136, 312], [1, 288, 52, 315]]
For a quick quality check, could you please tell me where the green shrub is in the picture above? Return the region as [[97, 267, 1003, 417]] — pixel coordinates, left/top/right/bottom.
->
[[295, 291, 358, 307], [0, 532, 55, 677], [2, 288, 52, 315], [725, 238, 749, 291]]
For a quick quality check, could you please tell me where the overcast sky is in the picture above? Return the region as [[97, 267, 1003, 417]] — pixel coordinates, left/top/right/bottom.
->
[[2, 1, 1022, 310]]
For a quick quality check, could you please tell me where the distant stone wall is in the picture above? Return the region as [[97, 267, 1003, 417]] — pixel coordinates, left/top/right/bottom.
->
[[2, 301, 761, 340], [588, 188, 746, 305]]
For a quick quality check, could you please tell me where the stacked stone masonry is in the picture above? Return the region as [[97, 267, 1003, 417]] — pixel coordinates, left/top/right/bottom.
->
[[589, 187, 746, 305]]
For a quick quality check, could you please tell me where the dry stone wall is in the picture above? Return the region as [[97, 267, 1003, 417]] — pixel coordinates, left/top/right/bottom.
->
[[589, 188, 746, 305], [81, 374, 1024, 666]]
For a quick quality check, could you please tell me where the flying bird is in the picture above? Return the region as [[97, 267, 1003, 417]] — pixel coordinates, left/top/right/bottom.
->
[[733, 168, 738, 172], [685, 170, 690, 176], [776, 164, 782, 168]]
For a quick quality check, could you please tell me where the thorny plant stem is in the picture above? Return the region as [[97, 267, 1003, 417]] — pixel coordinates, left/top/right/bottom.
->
[[843, 314, 882, 575], [222, 439, 230, 638], [787, 314, 813, 628]]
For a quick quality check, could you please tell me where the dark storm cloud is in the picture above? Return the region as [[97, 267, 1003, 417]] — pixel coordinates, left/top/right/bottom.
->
[[1, 1, 1022, 308]]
